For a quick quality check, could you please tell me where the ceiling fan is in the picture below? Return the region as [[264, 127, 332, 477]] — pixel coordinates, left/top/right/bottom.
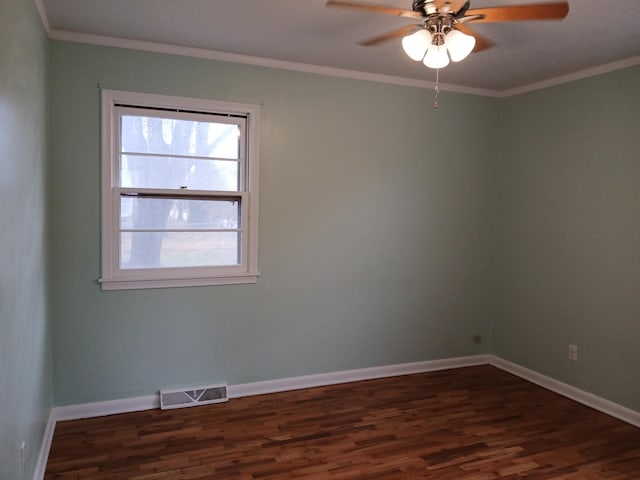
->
[[326, 0, 569, 107], [326, 0, 569, 67]]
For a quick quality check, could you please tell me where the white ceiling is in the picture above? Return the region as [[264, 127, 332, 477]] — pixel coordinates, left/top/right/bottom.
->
[[40, 0, 640, 93]]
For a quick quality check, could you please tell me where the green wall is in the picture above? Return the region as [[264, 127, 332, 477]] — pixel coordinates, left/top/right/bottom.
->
[[0, 0, 52, 478], [494, 66, 640, 411], [46, 38, 640, 414], [48, 42, 498, 405]]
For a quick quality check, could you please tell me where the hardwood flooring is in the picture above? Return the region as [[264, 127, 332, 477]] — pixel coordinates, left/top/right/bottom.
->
[[45, 365, 640, 479]]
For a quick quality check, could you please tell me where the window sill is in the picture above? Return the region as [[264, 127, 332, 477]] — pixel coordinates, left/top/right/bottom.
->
[[100, 273, 259, 291]]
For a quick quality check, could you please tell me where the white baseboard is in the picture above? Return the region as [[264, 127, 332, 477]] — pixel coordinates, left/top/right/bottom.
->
[[32, 409, 56, 480], [488, 355, 640, 428], [49, 355, 490, 422], [32, 395, 160, 480], [53, 394, 159, 422], [228, 355, 491, 398], [33, 353, 640, 479]]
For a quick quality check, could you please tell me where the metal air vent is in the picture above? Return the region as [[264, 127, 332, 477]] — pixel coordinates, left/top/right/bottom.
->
[[160, 384, 228, 410]]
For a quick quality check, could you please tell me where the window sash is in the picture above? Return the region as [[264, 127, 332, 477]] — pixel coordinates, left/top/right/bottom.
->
[[115, 106, 247, 192], [110, 190, 249, 275]]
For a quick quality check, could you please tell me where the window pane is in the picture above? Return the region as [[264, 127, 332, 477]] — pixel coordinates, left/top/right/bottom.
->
[[121, 197, 239, 230], [120, 231, 240, 269], [121, 115, 240, 160], [121, 155, 239, 191]]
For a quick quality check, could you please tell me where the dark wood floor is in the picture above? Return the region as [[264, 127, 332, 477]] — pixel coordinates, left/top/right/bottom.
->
[[45, 365, 640, 479]]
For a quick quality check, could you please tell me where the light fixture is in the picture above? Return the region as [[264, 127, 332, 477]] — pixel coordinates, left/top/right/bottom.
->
[[401, 16, 476, 109], [423, 36, 449, 68], [444, 29, 476, 62], [402, 22, 476, 68], [401, 30, 431, 61]]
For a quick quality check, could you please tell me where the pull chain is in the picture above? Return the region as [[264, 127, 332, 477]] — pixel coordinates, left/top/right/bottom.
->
[[433, 68, 440, 109]]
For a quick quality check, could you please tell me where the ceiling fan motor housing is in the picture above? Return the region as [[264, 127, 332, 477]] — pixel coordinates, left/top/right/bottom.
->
[[412, 1, 428, 15], [412, 0, 471, 16]]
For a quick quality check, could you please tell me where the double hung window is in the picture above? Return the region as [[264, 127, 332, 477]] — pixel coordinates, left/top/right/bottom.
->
[[101, 90, 259, 290]]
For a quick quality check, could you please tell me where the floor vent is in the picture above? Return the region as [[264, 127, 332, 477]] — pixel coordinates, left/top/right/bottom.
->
[[160, 384, 228, 410]]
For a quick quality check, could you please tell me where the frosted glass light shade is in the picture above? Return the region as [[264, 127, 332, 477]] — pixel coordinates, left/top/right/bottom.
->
[[402, 30, 431, 61], [423, 44, 450, 69], [445, 29, 476, 62]]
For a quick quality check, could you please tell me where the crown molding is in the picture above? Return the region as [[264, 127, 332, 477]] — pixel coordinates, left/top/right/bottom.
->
[[498, 56, 640, 98], [48, 29, 499, 97], [33, 0, 50, 35], [44, 26, 640, 99]]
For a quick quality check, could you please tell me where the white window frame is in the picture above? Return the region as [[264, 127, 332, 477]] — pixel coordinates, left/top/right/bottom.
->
[[100, 89, 259, 290]]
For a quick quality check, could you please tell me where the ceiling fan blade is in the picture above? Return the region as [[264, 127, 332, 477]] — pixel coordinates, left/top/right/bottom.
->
[[325, 0, 422, 20], [466, 2, 569, 23], [358, 24, 419, 46], [454, 23, 494, 52]]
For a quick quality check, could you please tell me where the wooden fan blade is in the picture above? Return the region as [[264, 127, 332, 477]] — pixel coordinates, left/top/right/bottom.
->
[[358, 24, 419, 46], [454, 23, 494, 52], [466, 2, 569, 23], [325, 0, 422, 20]]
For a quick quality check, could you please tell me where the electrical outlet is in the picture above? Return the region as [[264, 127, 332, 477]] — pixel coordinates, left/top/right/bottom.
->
[[568, 344, 578, 362]]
